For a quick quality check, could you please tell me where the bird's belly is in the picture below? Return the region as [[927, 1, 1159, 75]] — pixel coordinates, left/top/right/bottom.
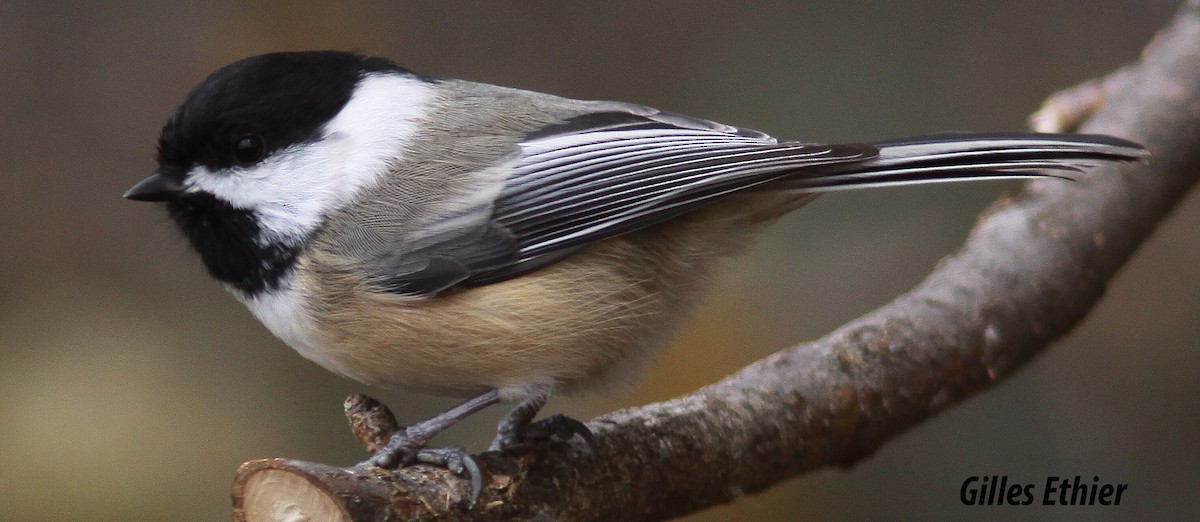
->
[[270, 245, 692, 399], [264, 194, 794, 399]]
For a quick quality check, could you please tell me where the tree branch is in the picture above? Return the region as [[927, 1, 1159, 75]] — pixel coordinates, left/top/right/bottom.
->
[[231, 2, 1200, 520]]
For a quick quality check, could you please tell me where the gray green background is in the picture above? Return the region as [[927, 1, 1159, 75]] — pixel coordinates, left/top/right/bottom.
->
[[1, 1, 1194, 520]]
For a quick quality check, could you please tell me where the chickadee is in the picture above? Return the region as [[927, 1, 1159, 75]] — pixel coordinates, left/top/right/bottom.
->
[[126, 51, 1145, 476]]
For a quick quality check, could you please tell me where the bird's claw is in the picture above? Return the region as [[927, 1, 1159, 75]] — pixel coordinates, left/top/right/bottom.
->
[[490, 413, 597, 453], [415, 447, 484, 502], [356, 426, 425, 469], [356, 433, 484, 505]]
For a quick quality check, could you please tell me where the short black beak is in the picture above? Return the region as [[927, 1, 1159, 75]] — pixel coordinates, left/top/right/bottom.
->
[[124, 172, 184, 202]]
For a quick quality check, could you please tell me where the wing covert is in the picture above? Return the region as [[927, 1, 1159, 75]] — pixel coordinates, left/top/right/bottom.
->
[[373, 108, 875, 294]]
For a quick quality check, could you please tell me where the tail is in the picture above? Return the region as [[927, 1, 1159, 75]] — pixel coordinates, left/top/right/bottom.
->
[[778, 132, 1147, 192]]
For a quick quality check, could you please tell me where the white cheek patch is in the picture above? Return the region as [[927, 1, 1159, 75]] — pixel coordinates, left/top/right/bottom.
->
[[185, 73, 437, 243]]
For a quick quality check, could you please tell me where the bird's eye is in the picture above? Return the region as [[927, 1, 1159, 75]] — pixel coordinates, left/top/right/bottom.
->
[[233, 134, 265, 165]]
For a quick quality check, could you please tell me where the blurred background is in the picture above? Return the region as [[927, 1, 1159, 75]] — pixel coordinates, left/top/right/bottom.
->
[[1, 1, 1194, 520]]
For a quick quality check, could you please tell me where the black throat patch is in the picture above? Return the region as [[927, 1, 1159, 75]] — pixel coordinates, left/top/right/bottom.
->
[[167, 192, 300, 296]]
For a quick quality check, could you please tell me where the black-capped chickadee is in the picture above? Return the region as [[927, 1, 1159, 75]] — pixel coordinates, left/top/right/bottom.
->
[[125, 51, 1145, 478]]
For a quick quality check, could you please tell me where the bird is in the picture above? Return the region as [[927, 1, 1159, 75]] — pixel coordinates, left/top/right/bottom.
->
[[124, 50, 1146, 490]]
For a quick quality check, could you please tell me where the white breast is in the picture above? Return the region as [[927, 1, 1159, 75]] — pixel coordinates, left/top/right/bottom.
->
[[233, 280, 349, 379]]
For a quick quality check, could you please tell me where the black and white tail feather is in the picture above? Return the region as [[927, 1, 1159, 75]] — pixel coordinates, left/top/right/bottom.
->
[[784, 132, 1146, 192]]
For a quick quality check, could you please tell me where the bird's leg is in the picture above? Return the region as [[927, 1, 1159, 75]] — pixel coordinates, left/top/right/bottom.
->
[[489, 393, 597, 452], [359, 389, 500, 470], [488, 394, 546, 451]]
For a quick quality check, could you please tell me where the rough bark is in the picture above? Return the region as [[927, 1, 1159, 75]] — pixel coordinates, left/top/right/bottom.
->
[[232, 2, 1200, 520]]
